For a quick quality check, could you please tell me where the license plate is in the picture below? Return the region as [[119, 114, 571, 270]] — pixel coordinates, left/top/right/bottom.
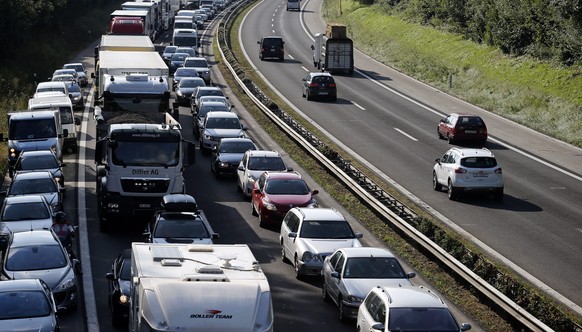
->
[[465, 130, 477, 134], [139, 204, 151, 208], [319, 92, 328, 95], [473, 173, 488, 177]]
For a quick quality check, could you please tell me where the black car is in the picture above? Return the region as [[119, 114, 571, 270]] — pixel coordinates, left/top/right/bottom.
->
[[258, 36, 284, 61], [169, 52, 190, 75], [211, 138, 258, 176], [10, 150, 66, 186], [175, 77, 206, 106], [106, 249, 132, 326], [302, 72, 337, 101]]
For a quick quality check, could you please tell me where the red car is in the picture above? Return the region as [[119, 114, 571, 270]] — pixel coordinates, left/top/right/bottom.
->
[[437, 113, 487, 145], [251, 172, 318, 227]]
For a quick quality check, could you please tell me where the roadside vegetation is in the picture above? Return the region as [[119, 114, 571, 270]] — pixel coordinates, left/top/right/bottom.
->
[[0, 0, 121, 175], [219, 0, 582, 330], [322, 0, 582, 147]]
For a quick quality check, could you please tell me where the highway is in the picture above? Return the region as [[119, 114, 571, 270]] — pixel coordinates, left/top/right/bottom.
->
[[238, 0, 582, 313]]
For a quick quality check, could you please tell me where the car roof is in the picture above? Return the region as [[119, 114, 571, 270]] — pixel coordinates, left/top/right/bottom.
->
[[246, 150, 281, 157], [262, 35, 283, 40], [294, 207, 345, 221], [338, 247, 395, 258], [206, 111, 238, 118], [11, 229, 59, 247], [0, 279, 45, 292], [12, 171, 54, 180], [64, 62, 83, 66], [373, 285, 447, 308], [36, 81, 67, 88], [310, 72, 333, 77], [197, 86, 222, 92], [264, 171, 302, 180], [449, 147, 494, 158]]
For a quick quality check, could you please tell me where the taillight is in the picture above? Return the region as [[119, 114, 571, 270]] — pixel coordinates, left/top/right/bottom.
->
[[454, 167, 466, 174], [494, 168, 502, 174], [308, 83, 318, 87], [329, 83, 336, 87]]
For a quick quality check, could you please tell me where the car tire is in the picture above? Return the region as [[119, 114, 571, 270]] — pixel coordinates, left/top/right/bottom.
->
[[338, 298, 347, 322], [322, 282, 331, 303], [251, 201, 258, 216], [258, 210, 265, 228], [447, 134, 454, 144], [281, 242, 289, 263], [294, 256, 302, 280], [437, 128, 444, 139], [493, 188, 504, 201], [432, 171, 442, 191], [306, 91, 312, 101], [447, 180, 458, 200], [331, 95, 337, 102]]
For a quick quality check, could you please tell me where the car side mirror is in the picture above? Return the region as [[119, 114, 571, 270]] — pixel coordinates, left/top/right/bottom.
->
[[288, 232, 297, 238], [330, 271, 340, 279], [59, 187, 66, 194], [310, 45, 314, 50], [407, 272, 416, 278], [106, 272, 115, 280], [286, 167, 293, 171], [212, 233, 220, 239], [355, 233, 363, 239], [435, 158, 441, 164], [257, 41, 260, 44], [61, 163, 67, 167], [0, 191, 7, 197], [371, 323, 385, 330], [302, 78, 306, 81], [238, 165, 245, 171], [252, 188, 260, 194], [460, 323, 472, 331], [312, 189, 319, 195], [440, 118, 446, 123], [74, 117, 81, 126]]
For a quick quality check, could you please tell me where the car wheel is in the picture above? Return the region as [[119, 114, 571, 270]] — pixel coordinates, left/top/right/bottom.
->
[[302, 88, 305, 97], [322, 282, 331, 303], [437, 128, 444, 139], [281, 242, 289, 263], [306, 91, 312, 101], [338, 297, 347, 322], [258, 210, 265, 228], [432, 171, 442, 191], [493, 188, 504, 201], [447, 180, 458, 200], [294, 256, 302, 280], [331, 95, 337, 102], [447, 134, 454, 144], [251, 201, 258, 216]]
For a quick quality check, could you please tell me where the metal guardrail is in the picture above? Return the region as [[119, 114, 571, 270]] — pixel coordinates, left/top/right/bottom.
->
[[216, 2, 556, 331]]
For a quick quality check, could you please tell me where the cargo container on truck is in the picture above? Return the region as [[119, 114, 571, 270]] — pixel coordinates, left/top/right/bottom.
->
[[111, 10, 153, 40], [129, 243, 274, 332], [311, 23, 354, 75]]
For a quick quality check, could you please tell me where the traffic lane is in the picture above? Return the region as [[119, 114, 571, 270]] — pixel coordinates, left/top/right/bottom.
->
[[242, 0, 582, 309]]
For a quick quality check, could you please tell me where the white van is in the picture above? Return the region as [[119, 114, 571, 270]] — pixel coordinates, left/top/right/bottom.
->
[[286, 0, 300, 11], [173, 18, 194, 30], [172, 28, 198, 53], [28, 92, 81, 153]]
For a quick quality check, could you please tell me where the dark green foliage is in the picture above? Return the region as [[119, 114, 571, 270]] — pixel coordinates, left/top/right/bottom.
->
[[382, 0, 582, 64]]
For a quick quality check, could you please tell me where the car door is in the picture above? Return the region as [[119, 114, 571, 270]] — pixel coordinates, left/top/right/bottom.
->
[[326, 251, 345, 303], [435, 151, 452, 185], [281, 212, 299, 259], [252, 173, 267, 213], [237, 152, 249, 190], [358, 292, 386, 332]]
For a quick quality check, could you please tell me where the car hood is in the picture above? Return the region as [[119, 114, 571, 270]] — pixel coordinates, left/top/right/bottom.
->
[[17, 169, 62, 180], [1, 316, 56, 332], [301, 238, 361, 255], [341, 278, 412, 299], [178, 87, 196, 94], [1, 219, 53, 232], [205, 128, 243, 138], [11, 266, 74, 290], [264, 193, 313, 207], [11, 140, 56, 150], [217, 152, 245, 163]]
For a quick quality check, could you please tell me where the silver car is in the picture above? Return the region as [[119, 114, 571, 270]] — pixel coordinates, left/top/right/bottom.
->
[[63, 62, 88, 87], [0, 279, 62, 331], [321, 247, 416, 321], [3, 171, 65, 212], [0, 195, 54, 236], [184, 56, 211, 84], [2, 229, 80, 311]]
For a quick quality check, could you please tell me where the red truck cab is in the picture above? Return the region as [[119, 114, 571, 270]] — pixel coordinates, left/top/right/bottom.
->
[[110, 17, 145, 35]]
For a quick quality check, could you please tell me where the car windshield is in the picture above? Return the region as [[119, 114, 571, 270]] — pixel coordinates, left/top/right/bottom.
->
[[154, 215, 210, 239], [176, 48, 196, 56], [199, 105, 229, 117], [265, 179, 309, 195], [180, 79, 204, 88], [164, 46, 177, 54], [205, 117, 241, 129], [2, 202, 50, 221], [10, 178, 57, 195], [36, 87, 66, 94], [185, 59, 207, 67], [120, 259, 132, 280], [0, 290, 51, 319], [343, 257, 406, 279], [388, 307, 459, 331], [171, 53, 189, 61], [460, 157, 497, 168], [6, 244, 68, 271], [248, 156, 286, 171], [198, 90, 224, 99], [67, 82, 81, 93], [64, 64, 84, 72], [19, 155, 59, 170], [299, 220, 354, 239], [219, 141, 255, 153]]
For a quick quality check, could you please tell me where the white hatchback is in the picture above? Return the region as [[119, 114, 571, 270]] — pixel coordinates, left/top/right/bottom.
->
[[433, 147, 504, 201]]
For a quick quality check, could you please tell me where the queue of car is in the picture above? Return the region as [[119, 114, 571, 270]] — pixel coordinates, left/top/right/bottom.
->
[[0, 60, 87, 331]]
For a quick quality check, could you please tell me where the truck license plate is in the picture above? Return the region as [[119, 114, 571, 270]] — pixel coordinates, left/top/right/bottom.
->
[[139, 204, 151, 208]]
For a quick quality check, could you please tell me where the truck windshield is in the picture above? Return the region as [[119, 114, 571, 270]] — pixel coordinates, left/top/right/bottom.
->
[[103, 96, 167, 113], [9, 119, 57, 140], [112, 141, 180, 166]]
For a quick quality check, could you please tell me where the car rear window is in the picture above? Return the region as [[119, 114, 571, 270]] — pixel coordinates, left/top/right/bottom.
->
[[312, 76, 334, 84], [460, 156, 497, 168], [263, 38, 282, 47], [458, 116, 484, 127]]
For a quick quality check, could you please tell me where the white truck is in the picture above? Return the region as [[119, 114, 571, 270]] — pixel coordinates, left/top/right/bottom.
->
[[129, 243, 274, 332], [92, 50, 172, 127], [311, 23, 354, 75], [94, 122, 196, 232]]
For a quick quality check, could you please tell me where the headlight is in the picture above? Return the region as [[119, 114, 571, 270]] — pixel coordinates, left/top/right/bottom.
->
[[58, 277, 76, 290], [307, 200, 318, 208], [218, 161, 229, 168], [262, 200, 277, 211], [203, 133, 211, 140], [73, 95, 81, 102], [346, 295, 364, 303], [176, 90, 183, 96], [119, 294, 130, 304], [248, 176, 256, 185]]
